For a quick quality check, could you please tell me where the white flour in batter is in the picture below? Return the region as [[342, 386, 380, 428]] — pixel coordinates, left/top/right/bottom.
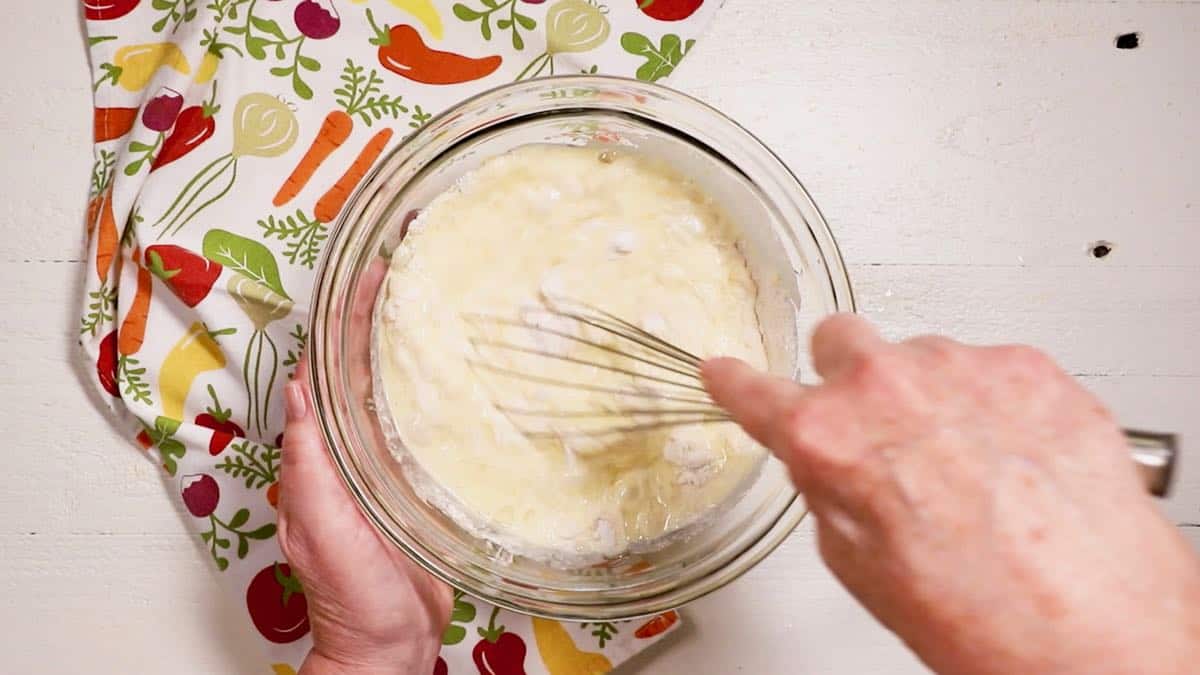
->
[[375, 144, 768, 564]]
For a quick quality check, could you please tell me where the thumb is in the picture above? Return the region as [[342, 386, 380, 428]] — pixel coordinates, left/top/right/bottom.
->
[[701, 357, 806, 454], [279, 358, 356, 527]]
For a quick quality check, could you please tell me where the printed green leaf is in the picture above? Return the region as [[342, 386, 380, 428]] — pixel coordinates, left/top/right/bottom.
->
[[452, 4, 480, 20], [246, 523, 278, 539], [452, 598, 477, 623], [620, 31, 696, 83], [249, 15, 286, 40], [202, 229, 290, 299], [228, 507, 251, 529], [228, 275, 293, 330], [442, 624, 467, 645]]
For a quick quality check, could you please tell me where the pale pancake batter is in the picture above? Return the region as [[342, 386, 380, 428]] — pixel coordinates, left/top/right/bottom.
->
[[375, 144, 768, 562]]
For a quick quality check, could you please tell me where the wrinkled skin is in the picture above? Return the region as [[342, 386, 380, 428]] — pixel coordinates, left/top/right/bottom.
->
[[278, 352, 450, 675], [703, 314, 1200, 675]]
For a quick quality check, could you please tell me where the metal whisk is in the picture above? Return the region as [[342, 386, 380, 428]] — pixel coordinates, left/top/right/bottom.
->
[[464, 298, 731, 440], [464, 298, 1177, 496]]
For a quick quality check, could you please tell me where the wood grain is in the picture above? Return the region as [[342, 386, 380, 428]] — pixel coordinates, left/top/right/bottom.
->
[[1, 1, 1197, 673]]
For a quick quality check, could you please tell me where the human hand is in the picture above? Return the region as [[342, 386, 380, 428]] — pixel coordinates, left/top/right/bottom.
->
[[703, 315, 1200, 675], [279, 357, 451, 675]]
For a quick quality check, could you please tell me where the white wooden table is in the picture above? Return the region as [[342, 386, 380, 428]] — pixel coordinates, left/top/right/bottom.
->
[[2, 1, 1197, 673]]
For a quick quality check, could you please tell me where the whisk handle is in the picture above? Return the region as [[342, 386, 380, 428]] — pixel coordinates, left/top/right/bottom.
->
[[1127, 429, 1177, 497]]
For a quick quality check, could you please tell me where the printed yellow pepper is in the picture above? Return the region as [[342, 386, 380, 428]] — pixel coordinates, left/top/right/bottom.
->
[[195, 50, 220, 85], [532, 618, 613, 675], [351, 0, 443, 40], [94, 43, 191, 92], [159, 322, 230, 420]]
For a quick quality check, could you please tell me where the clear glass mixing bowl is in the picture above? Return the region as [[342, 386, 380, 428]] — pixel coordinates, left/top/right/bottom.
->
[[308, 76, 854, 620]]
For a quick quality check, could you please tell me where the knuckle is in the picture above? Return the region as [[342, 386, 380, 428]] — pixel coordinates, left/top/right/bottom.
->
[[994, 344, 1057, 379], [908, 335, 964, 364], [813, 313, 863, 344], [846, 348, 901, 394], [780, 397, 824, 449]]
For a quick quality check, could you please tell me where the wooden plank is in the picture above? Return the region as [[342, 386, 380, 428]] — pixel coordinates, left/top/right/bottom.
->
[[675, 0, 1200, 269]]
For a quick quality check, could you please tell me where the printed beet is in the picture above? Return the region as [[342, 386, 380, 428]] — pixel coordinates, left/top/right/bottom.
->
[[295, 0, 341, 40], [181, 473, 221, 517], [142, 87, 184, 132]]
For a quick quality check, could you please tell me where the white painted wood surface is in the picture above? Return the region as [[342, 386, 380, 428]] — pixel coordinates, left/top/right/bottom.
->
[[2, 1, 1197, 673]]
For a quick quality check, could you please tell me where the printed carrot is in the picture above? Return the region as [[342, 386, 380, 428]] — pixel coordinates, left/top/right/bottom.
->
[[94, 107, 139, 142], [274, 110, 354, 208], [633, 610, 679, 639], [95, 187, 119, 283], [314, 127, 393, 223], [119, 262, 153, 356]]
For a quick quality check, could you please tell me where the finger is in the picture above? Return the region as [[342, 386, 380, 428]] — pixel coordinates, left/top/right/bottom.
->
[[353, 257, 389, 323], [701, 357, 805, 451], [811, 313, 886, 380], [279, 357, 354, 521]]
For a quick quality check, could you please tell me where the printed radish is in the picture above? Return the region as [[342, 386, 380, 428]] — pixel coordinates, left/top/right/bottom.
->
[[195, 385, 245, 455], [145, 244, 222, 307], [433, 657, 448, 675], [142, 87, 184, 132], [247, 563, 311, 644], [295, 0, 341, 40], [152, 82, 221, 172], [181, 474, 221, 517], [636, 0, 703, 21], [83, 0, 141, 21]]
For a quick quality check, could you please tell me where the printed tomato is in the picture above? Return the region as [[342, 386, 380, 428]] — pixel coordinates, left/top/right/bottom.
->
[[246, 562, 311, 644]]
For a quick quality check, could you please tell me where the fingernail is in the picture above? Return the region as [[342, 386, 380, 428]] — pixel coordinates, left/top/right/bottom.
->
[[285, 381, 308, 420]]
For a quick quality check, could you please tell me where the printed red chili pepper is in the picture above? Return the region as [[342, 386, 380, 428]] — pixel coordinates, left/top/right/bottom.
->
[[367, 10, 501, 85], [193, 384, 245, 455], [144, 244, 222, 308], [97, 329, 120, 397], [151, 83, 221, 172]]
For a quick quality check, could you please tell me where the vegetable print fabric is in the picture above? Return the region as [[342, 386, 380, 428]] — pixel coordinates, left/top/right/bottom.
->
[[78, 0, 712, 672]]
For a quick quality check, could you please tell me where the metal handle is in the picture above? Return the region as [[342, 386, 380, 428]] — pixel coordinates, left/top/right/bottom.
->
[[1126, 429, 1178, 497]]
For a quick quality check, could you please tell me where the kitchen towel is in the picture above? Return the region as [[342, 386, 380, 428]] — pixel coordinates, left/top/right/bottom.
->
[[78, 0, 713, 672]]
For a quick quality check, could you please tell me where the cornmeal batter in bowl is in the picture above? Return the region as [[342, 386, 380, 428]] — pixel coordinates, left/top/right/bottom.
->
[[375, 144, 768, 565]]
